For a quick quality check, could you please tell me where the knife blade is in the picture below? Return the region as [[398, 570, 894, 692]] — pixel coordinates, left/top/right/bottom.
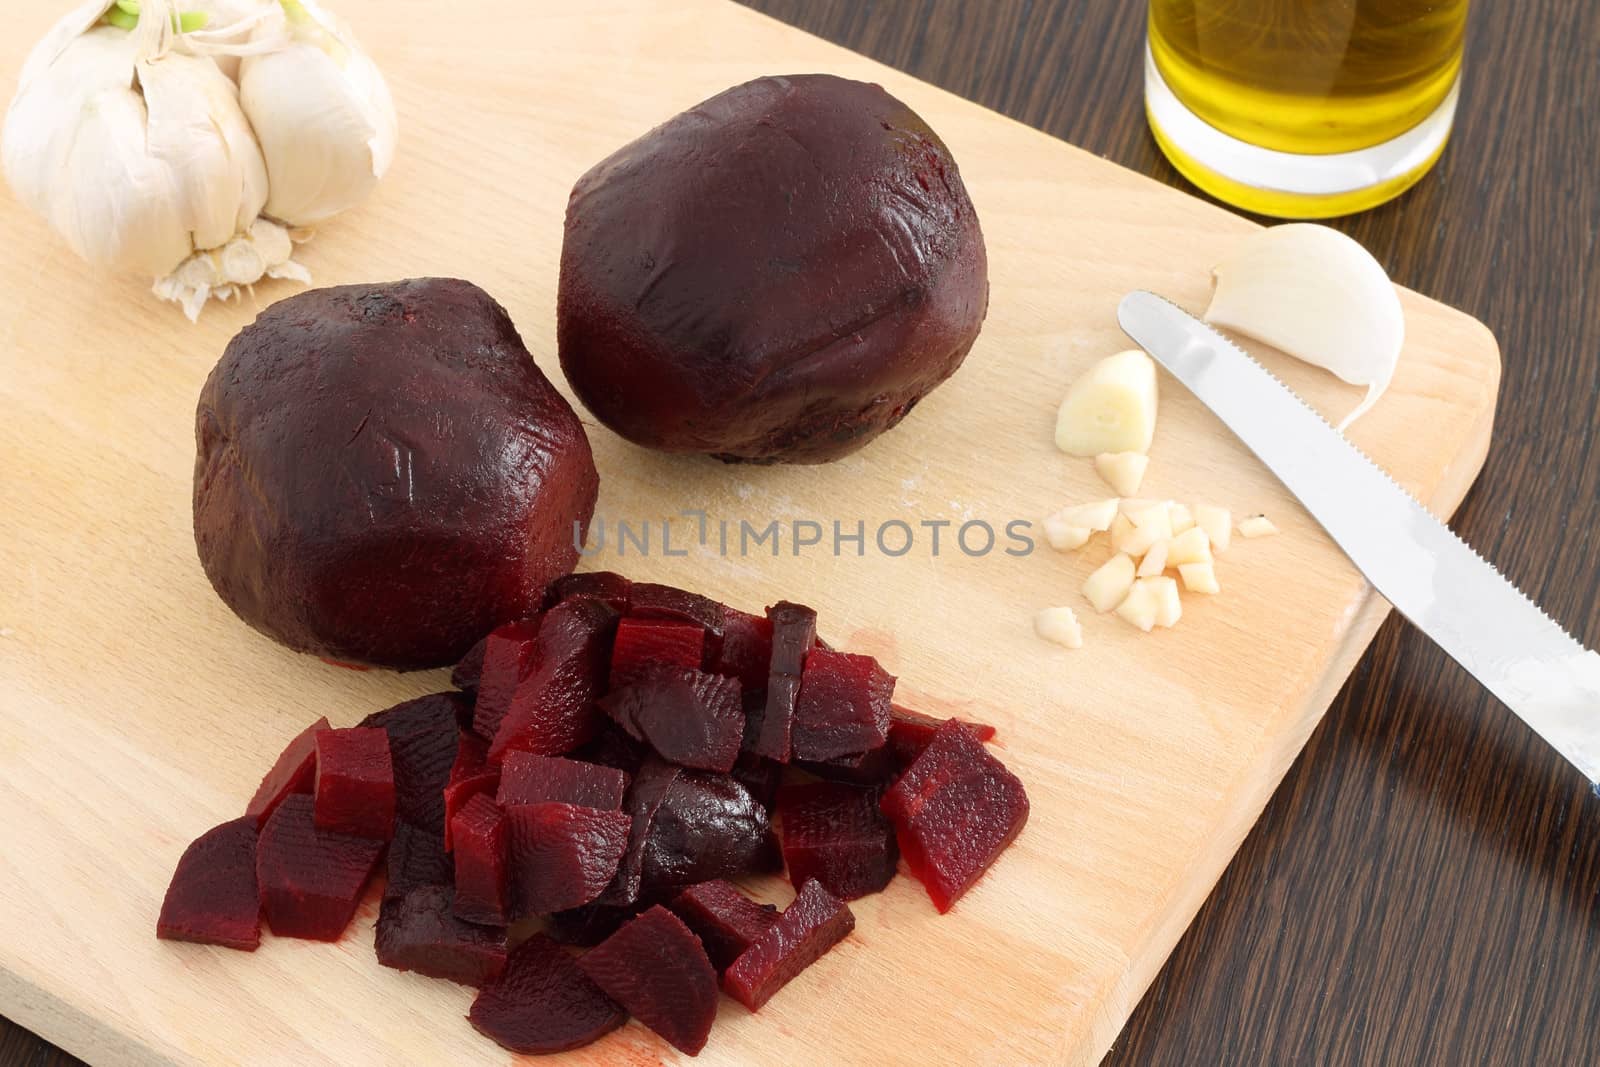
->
[[1117, 289, 1600, 787]]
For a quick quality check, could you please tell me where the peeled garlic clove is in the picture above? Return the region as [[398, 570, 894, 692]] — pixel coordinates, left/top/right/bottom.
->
[[1095, 451, 1148, 497], [1205, 224, 1405, 431], [1055, 349, 1160, 457], [240, 0, 398, 226]]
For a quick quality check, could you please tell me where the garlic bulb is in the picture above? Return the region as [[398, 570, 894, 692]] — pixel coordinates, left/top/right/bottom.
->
[[1205, 224, 1405, 431], [2, 0, 395, 320], [240, 0, 397, 226]]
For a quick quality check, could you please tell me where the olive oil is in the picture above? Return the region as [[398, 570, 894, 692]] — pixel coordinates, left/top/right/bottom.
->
[[1149, 0, 1468, 155]]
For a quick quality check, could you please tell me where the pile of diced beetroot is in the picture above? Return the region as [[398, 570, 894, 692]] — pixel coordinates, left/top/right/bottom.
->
[[157, 573, 1029, 1056]]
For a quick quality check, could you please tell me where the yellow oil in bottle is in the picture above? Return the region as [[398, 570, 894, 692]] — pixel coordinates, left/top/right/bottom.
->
[[1147, 0, 1468, 216]]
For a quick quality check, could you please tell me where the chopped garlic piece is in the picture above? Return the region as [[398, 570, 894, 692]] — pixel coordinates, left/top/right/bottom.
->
[[1034, 606, 1084, 649], [1150, 577, 1183, 628], [1083, 554, 1136, 613], [1043, 516, 1093, 552], [1179, 561, 1220, 594], [1168, 502, 1195, 535], [1055, 350, 1160, 456], [1122, 504, 1173, 557], [1118, 497, 1162, 517], [1095, 452, 1149, 497], [1114, 579, 1160, 631], [1166, 526, 1213, 567], [1110, 513, 1137, 554], [1194, 505, 1232, 552], [1053, 498, 1120, 532], [1138, 540, 1169, 577], [1239, 515, 1280, 539]]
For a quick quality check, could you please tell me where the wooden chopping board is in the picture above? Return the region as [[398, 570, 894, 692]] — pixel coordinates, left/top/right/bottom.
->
[[0, 1, 1500, 1064]]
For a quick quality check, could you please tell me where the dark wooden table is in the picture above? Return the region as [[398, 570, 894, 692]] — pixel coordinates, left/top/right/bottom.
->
[[6, 2, 1597, 1064]]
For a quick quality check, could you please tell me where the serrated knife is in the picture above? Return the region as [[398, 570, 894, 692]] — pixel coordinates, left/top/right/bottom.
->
[[1117, 290, 1600, 789]]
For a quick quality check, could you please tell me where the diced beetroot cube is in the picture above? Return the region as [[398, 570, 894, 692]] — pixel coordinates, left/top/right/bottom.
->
[[156, 817, 261, 951], [497, 752, 628, 810], [887, 704, 996, 766], [545, 900, 649, 946], [792, 648, 895, 763], [386, 820, 452, 902], [244, 716, 330, 828], [546, 570, 633, 612], [600, 758, 682, 907], [715, 605, 774, 691], [599, 666, 744, 773], [573, 721, 652, 776], [724, 879, 855, 1011], [313, 728, 395, 840], [610, 617, 707, 690], [256, 795, 384, 941], [376, 885, 508, 986], [361, 693, 471, 834], [469, 619, 543, 741], [880, 720, 1029, 913], [451, 794, 509, 926], [628, 582, 726, 664], [451, 634, 489, 693], [507, 802, 631, 916], [489, 599, 619, 762], [668, 880, 779, 973], [749, 601, 816, 762], [641, 769, 782, 894], [778, 782, 898, 901], [578, 905, 719, 1056], [469, 933, 626, 1054], [730, 751, 781, 811], [443, 731, 499, 850]]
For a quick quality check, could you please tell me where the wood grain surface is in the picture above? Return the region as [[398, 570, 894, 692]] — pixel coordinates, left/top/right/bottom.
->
[[0, 2, 1573, 1067]]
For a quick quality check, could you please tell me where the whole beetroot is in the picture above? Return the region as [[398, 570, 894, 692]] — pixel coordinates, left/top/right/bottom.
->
[[193, 278, 598, 670], [558, 73, 989, 464]]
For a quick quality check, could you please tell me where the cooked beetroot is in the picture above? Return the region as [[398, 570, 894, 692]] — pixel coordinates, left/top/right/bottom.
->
[[730, 751, 781, 811], [795, 747, 898, 787], [313, 728, 395, 840], [668, 880, 779, 973], [880, 719, 1029, 913], [547, 570, 633, 612], [157, 817, 261, 950], [451, 794, 510, 926], [573, 722, 651, 776], [641, 769, 781, 894], [778, 782, 898, 900], [376, 885, 508, 986], [792, 648, 894, 763], [193, 278, 600, 669], [749, 601, 816, 762], [471, 619, 543, 741], [724, 879, 855, 1010], [386, 820, 453, 902], [497, 752, 628, 810], [577, 906, 719, 1056], [545, 900, 649, 947], [507, 802, 631, 916], [256, 795, 384, 941], [887, 704, 996, 766], [628, 583, 725, 654], [450, 634, 489, 693], [469, 933, 626, 1054], [557, 74, 988, 464], [244, 716, 330, 828], [715, 606, 773, 691], [360, 693, 471, 835], [489, 598, 619, 762], [599, 666, 744, 773], [609, 617, 706, 688], [443, 732, 499, 850], [601, 757, 683, 907]]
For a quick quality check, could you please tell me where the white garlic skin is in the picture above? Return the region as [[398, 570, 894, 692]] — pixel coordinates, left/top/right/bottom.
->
[[240, 0, 398, 226]]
